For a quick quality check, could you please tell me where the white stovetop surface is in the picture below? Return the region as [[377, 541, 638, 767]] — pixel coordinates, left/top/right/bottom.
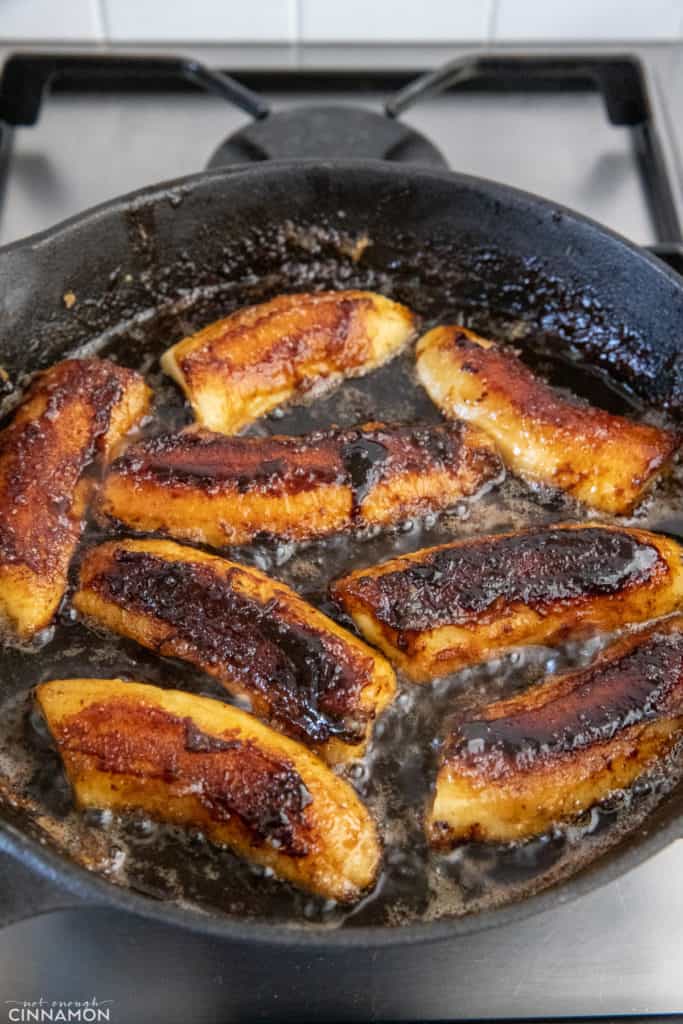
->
[[0, 41, 682, 1019]]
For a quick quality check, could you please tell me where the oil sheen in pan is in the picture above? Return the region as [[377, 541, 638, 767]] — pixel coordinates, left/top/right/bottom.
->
[[0, 281, 681, 930]]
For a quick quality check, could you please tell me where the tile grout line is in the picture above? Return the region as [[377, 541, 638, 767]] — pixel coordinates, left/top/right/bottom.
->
[[95, 0, 110, 42], [291, 0, 302, 44], [487, 0, 500, 44]]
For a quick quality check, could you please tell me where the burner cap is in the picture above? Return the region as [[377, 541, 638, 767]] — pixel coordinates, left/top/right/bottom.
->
[[206, 105, 448, 169]]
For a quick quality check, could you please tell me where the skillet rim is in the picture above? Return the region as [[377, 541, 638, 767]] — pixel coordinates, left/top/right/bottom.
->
[[1, 157, 682, 946], [1, 803, 681, 948]]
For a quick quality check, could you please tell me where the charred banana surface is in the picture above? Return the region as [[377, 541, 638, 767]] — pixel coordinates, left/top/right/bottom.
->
[[74, 539, 396, 763], [331, 524, 683, 682], [36, 678, 380, 901], [415, 326, 680, 514], [161, 290, 416, 434], [98, 420, 502, 546], [0, 359, 150, 640], [427, 616, 683, 844]]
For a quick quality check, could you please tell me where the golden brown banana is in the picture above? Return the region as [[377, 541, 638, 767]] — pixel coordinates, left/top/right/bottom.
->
[[427, 616, 683, 844], [415, 325, 680, 514], [331, 523, 683, 682], [161, 290, 416, 434], [97, 420, 502, 546], [36, 678, 381, 902], [0, 359, 150, 640], [74, 538, 396, 763]]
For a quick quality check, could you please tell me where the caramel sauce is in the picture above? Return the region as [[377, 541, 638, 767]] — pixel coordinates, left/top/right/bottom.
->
[[55, 698, 311, 855], [355, 527, 662, 632], [0, 360, 127, 574], [0, 266, 681, 929], [91, 549, 369, 744], [454, 625, 683, 770]]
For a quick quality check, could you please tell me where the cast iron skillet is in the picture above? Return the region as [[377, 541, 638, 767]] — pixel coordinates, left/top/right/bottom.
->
[[0, 160, 682, 947]]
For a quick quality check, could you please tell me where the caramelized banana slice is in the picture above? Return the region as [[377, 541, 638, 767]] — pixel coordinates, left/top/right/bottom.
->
[[331, 524, 683, 682], [416, 326, 680, 514], [98, 420, 502, 546], [74, 539, 396, 763], [0, 359, 150, 641], [161, 291, 416, 434], [36, 678, 380, 901], [427, 616, 683, 844]]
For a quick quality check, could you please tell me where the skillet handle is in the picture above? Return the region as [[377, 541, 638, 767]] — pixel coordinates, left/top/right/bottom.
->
[[0, 830, 91, 929]]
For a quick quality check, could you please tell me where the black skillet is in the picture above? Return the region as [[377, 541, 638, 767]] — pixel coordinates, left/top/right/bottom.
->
[[0, 51, 682, 1017]]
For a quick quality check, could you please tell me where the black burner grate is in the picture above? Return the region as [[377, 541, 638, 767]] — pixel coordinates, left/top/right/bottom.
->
[[0, 50, 681, 267]]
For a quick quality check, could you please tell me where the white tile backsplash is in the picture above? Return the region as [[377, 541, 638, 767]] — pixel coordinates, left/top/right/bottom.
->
[[102, 0, 296, 42], [0, 0, 104, 40], [299, 0, 492, 42], [1, 0, 681, 45], [493, 0, 683, 40]]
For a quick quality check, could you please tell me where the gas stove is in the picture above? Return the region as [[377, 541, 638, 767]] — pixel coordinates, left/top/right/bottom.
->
[[0, 42, 682, 1023]]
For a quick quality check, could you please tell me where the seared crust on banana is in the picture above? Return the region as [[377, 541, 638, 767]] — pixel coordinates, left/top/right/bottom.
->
[[74, 539, 396, 763], [36, 678, 380, 901], [331, 524, 683, 682], [161, 290, 416, 434], [97, 420, 502, 546], [427, 616, 683, 844], [415, 326, 680, 514], [0, 359, 150, 640]]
